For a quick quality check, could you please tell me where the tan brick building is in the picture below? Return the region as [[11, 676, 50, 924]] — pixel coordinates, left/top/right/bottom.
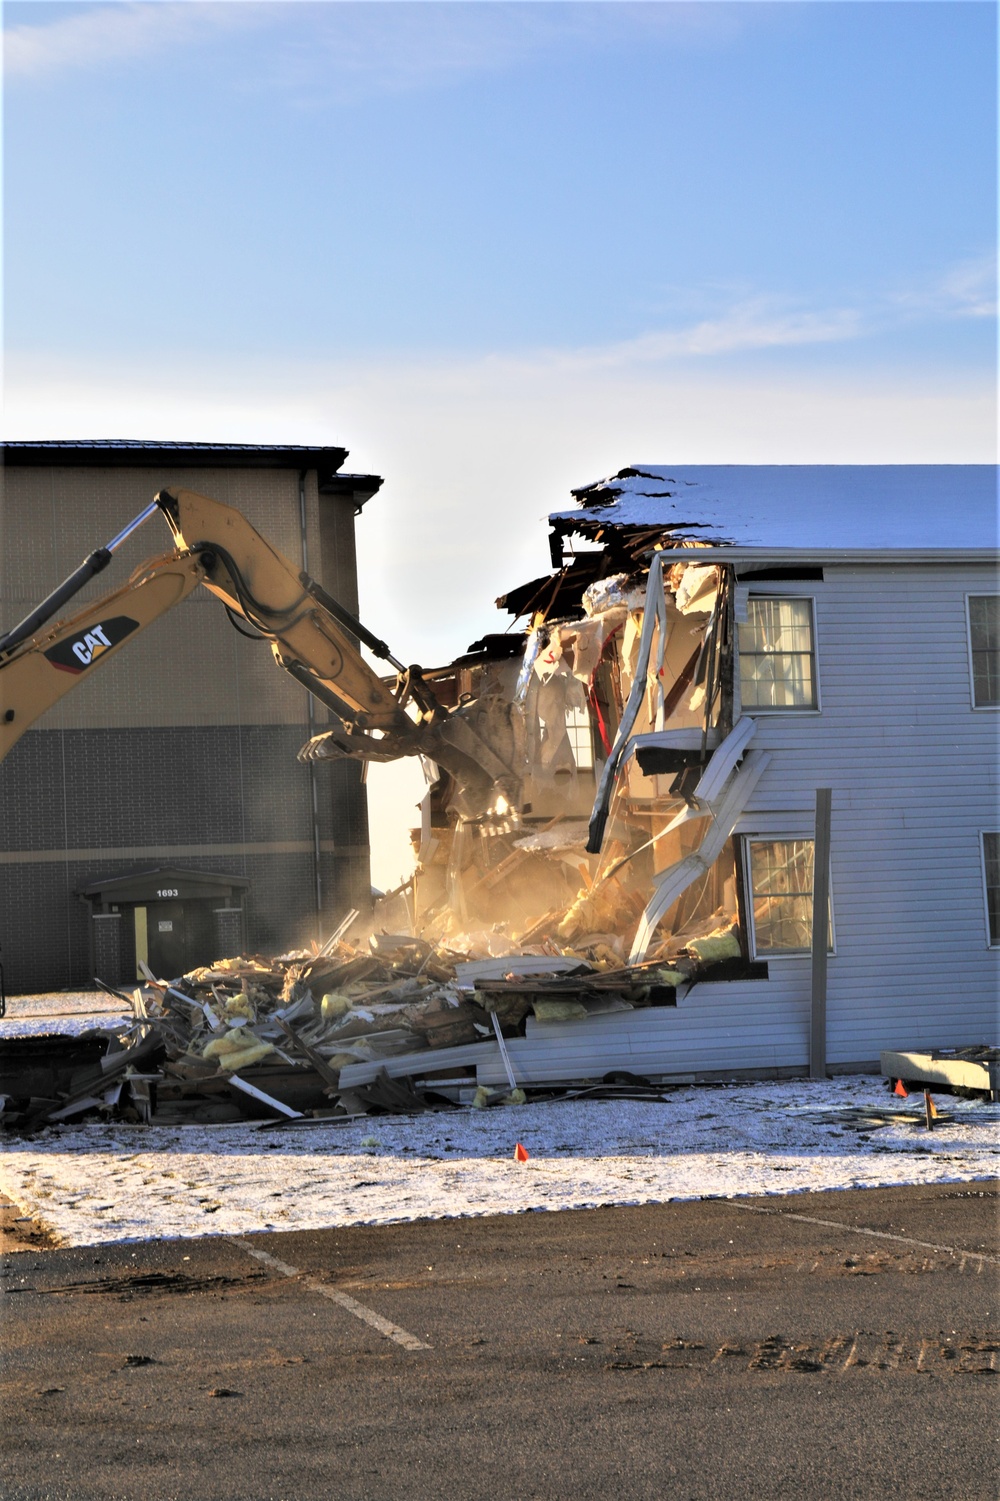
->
[[0, 440, 381, 992]]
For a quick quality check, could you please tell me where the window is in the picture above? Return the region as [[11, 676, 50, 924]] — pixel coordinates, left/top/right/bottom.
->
[[968, 596, 1000, 708], [746, 838, 831, 954], [564, 705, 594, 770], [983, 833, 1000, 947], [738, 597, 817, 710]]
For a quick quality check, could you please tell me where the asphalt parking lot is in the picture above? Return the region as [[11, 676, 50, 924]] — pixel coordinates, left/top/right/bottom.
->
[[1, 1183, 996, 1501]]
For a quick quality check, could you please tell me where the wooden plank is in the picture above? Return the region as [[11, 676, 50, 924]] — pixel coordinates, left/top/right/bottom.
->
[[275, 1018, 341, 1091]]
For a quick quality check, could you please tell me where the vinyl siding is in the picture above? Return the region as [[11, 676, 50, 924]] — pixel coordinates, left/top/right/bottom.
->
[[494, 560, 1000, 1082]]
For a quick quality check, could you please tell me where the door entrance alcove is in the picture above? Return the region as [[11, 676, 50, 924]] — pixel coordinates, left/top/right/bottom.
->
[[78, 866, 250, 985]]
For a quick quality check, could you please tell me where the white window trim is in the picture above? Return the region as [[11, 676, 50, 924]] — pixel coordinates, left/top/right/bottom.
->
[[965, 593, 1000, 712], [979, 829, 1000, 949], [742, 835, 836, 959], [735, 594, 823, 717]]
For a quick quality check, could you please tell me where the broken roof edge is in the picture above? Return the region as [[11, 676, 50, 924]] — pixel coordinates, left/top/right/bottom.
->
[[604, 546, 1000, 565], [549, 464, 998, 552]]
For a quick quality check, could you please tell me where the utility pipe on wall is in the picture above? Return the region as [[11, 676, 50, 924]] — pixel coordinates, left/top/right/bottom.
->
[[810, 787, 833, 1079], [299, 470, 324, 934]]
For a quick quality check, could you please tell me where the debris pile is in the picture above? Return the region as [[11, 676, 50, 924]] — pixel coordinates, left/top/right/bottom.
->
[[0, 491, 853, 1126], [377, 548, 757, 977], [0, 916, 755, 1129]]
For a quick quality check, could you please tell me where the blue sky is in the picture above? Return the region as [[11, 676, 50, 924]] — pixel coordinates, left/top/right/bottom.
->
[[5, 1, 998, 880], [4, 0, 997, 883], [5, 2, 996, 371]]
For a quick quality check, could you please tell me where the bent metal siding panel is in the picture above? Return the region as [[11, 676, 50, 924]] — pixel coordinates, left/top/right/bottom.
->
[[465, 984, 810, 1087]]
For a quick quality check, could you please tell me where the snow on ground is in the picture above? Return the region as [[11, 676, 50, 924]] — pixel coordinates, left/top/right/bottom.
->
[[0, 992, 130, 1039], [1, 1076, 996, 1248]]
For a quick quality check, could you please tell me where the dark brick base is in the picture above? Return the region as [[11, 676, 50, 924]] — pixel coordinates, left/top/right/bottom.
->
[[0, 725, 371, 992]]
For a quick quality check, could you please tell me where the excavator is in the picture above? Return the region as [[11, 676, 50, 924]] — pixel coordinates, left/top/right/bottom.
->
[[0, 487, 521, 822]]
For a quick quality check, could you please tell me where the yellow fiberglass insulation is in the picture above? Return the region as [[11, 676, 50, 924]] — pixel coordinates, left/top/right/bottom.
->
[[202, 1028, 274, 1070], [223, 993, 254, 1021], [532, 998, 588, 1022], [321, 992, 353, 1020], [217, 1041, 274, 1071], [686, 928, 742, 962]]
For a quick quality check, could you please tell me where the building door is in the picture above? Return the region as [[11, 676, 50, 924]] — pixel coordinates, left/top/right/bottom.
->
[[139, 900, 216, 980]]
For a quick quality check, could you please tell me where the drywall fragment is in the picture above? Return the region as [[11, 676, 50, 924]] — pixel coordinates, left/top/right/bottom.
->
[[587, 552, 667, 854], [673, 565, 720, 616]]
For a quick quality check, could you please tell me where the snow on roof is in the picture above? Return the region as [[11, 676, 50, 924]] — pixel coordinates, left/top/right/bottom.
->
[[550, 465, 998, 551]]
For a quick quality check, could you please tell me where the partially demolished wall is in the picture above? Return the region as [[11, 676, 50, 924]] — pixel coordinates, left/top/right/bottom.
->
[[409, 542, 756, 984]]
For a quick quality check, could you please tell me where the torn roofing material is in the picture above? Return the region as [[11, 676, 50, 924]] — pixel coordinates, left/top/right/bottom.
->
[[551, 465, 999, 551]]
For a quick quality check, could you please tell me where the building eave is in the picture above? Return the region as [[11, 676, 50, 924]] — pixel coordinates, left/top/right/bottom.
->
[[2, 440, 352, 471]]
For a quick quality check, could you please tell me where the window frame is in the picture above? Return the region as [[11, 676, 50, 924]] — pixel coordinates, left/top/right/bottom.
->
[[736, 593, 822, 716], [742, 835, 835, 959], [980, 830, 1000, 949], [965, 593, 1000, 711], [564, 703, 596, 772]]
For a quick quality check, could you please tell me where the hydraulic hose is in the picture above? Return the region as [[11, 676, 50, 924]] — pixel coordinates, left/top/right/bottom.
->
[[0, 500, 160, 658]]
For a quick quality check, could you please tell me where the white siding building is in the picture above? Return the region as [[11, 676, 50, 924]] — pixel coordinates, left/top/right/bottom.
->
[[510, 465, 999, 1080], [345, 465, 999, 1093]]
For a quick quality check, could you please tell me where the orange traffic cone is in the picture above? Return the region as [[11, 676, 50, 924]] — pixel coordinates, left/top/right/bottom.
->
[[893, 1079, 909, 1098], [514, 1142, 529, 1162]]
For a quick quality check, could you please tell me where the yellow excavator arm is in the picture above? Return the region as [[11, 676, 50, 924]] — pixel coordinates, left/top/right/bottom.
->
[[0, 488, 520, 820], [0, 549, 207, 762], [157, 487, 413, 731]]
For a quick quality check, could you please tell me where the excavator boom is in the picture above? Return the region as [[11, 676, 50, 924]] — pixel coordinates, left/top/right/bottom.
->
[[156, 488, 410, 731], [0, 551, 208, 762], [0, 487, 521, 821]]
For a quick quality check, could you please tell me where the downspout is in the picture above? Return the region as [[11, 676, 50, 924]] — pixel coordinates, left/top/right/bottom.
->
[[299, 469, 324, 936], [716, 565, 736, 738]]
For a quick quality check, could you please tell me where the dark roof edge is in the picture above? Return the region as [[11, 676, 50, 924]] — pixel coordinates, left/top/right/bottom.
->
[[318, 471, 384, 510], [2, 440, 350, 471], [77, 864, 251, 897]]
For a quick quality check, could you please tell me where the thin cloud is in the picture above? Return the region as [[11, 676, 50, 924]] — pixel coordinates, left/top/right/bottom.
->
[[570, 301, 865, 368], [3, 2, 271, 79], [532, 263, 997, 374], [892, 256, 998, 321], [4, 1, 749, 90], [284, 2, 744, 103]]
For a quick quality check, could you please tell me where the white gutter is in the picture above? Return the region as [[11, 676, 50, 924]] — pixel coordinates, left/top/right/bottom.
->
[[585, 547, 997, 566]]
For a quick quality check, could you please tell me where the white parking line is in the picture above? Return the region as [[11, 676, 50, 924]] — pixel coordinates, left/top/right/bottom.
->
[[227, 1236, 431, 1351], [729, 1204, 999, 1264]]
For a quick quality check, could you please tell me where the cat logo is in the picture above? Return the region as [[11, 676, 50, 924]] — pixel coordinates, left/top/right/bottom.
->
[[44, 615, 140, 674]]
